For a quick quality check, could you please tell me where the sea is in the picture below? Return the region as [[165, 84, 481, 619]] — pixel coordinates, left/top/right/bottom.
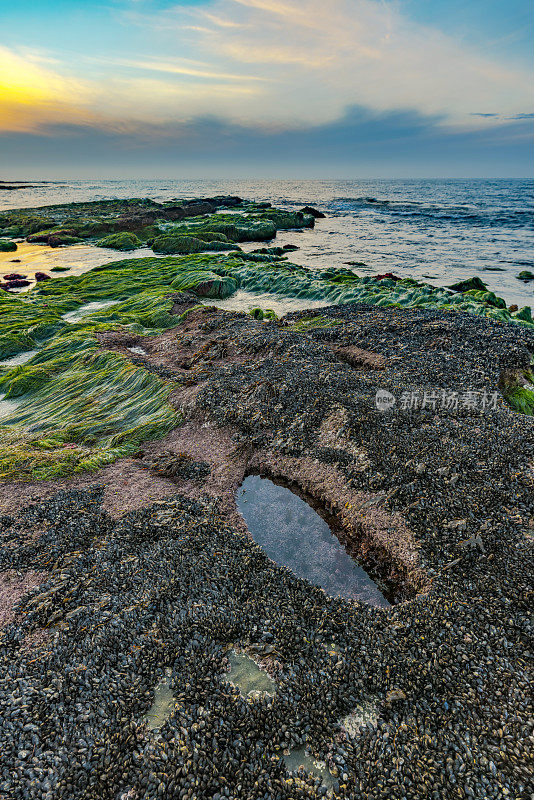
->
[[1, 178, 533, 309]]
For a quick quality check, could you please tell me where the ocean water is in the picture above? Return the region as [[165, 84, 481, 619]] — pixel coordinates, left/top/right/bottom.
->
[[1, 178, 533, 308]]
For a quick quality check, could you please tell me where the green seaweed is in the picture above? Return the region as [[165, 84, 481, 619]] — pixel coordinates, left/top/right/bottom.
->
[[97, 232, 142, 251], [0, 329, 180, 480], [152, 235, 231, 255], [0, 240, 17, 252], [288, 316, 344, 331], [505, 386, 534, 415]]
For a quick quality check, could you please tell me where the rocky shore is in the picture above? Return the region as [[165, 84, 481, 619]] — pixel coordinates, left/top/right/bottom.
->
[[0, 198, 532, 800]]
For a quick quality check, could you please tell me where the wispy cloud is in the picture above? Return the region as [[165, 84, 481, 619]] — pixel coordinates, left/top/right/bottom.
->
[[104, 57, 268, 83]]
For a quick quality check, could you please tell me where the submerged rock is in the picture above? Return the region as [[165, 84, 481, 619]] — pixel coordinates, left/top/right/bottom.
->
[[0, 240, 17, 252], [300, 206, 326, 218]]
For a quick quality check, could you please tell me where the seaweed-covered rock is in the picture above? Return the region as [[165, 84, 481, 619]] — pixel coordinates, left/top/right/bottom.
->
[[448, 277, 487, 293], [170, 270, 238, 299], [513, 306, 533, 323], [48, 234, 83, 247], [464, 289, 507, 309], [517, 270, 534, 281], [153, 236, 209, 255], [0, 240, 17, 252], [257, 210, 315, 229], [97, 232, 142, 251]]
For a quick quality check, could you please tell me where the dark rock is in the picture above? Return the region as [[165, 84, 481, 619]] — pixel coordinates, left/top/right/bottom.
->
[[300, 206, 326, 219], [34, 272, 51, 281], [376, 272, 402, 281], [5, 279, 30, 288]]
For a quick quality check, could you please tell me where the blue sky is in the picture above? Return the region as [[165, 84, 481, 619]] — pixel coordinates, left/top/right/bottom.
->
[[1, 0, 533, 177]]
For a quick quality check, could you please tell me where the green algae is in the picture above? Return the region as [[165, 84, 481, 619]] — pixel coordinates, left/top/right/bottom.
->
[[506, 385, 534, 415], [98, 232, 142, 251], [0, 335, 180, 480], [0, 279, 182, 480], [248, 307, 277, 321], [171, 270, 238, 299], [0, 240, 17, 252], [500, 366, 534, 416], [288, 315, 344, 331], [152, 235, 231, 255]]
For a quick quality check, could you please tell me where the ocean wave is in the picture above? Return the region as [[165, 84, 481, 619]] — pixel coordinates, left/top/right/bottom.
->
[[329, 196, 534, 228]]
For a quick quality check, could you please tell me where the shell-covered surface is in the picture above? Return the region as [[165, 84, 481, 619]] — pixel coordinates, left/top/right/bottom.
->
[[0, 296, 532, 800]]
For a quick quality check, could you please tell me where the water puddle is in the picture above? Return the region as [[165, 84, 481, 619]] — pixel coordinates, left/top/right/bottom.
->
[[0, 396, 21, 421], [62, 300, 118, 322], [127, 345, 147, 356], [237, 475, 389, 606], [340, 700, 378, 737], [0, 350, 38, 367], [141, 668, 175, 732], [223, 650, 276, 698], [206, 289, 330, 317], [282, 748, 337, 792]]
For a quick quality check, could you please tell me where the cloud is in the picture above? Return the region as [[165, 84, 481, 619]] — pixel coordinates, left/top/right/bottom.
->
[[3, 105, 533, 179], [0, 46, 97, 133], [2, 0, 534, 140], [150, 0, 534, 128]]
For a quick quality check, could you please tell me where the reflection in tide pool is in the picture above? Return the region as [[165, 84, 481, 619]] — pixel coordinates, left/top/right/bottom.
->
[[223, 650, 276, 697], [237, 475, 389, 607]]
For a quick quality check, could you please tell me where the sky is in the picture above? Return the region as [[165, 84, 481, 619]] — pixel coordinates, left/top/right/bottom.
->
[[0, 0, 533, 178]]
